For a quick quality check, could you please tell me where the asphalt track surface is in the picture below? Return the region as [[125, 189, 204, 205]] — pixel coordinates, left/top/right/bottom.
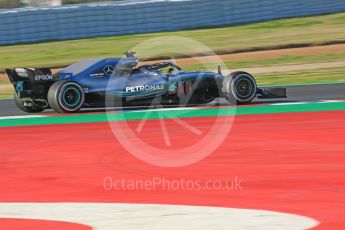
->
[[0, 83, 344, 116]]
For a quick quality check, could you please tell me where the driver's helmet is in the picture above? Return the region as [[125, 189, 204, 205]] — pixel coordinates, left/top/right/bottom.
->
[[115, 57, 139, 76], [168, 67, 180, 76]]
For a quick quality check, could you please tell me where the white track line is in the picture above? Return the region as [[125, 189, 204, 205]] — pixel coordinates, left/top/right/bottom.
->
[[271, 100, 345, 106], [319, 100, 345, 103], [0, 203, 318, 230], [0, 115, 46, 120], [128, 107, 198, 113]]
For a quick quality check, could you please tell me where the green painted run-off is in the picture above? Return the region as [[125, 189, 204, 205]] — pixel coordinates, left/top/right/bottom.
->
[[1, 102, 345, 128]]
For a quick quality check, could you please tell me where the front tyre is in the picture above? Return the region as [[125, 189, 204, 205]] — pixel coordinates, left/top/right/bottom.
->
[[48, 81, 85, 113], [14, 93, 45, 113], [222, 71, 257, 104]]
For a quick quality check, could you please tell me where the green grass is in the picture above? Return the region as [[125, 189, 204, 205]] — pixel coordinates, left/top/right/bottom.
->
[[0, 76, 11, 99], [255, 67, 345, 85], [0, 89, 12, 99], [183, 53, 345, 71], [0, 92, 11, 99], [0, 87, 12, 99], [0, 13, 345, 70]]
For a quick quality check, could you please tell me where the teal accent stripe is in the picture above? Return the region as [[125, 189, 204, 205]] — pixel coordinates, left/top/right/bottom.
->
[[1, 101, 345, 128]]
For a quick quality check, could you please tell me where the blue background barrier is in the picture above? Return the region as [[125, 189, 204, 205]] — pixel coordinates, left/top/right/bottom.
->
[[0, 0, 345, 45]]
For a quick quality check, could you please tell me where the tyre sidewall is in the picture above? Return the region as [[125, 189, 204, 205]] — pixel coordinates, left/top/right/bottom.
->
[[222, 72, 257, 104], [231, 72, 257, 103], [48, 81, 85, 113]]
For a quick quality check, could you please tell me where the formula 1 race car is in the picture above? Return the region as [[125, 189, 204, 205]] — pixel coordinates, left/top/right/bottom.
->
[[6, 52, 286, 113]]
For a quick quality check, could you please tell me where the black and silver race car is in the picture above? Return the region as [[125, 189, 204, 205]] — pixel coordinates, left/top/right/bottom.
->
[[6, 52, 286, 113]]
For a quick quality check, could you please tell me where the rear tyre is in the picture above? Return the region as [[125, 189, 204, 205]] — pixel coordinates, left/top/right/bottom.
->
[[14, 93, 45, 113], [48, 81, 85, 113], [222, 71, 257, 104]]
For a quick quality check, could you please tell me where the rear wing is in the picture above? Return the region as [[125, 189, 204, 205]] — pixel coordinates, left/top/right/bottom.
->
[[6, 68, 53, 83], [5, 68, 54, 98]]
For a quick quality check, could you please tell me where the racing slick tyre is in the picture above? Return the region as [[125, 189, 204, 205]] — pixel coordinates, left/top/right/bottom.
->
[[222, 71, 257, 104], [48, 81, 85, 113], [14, 92, 45, 113]]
